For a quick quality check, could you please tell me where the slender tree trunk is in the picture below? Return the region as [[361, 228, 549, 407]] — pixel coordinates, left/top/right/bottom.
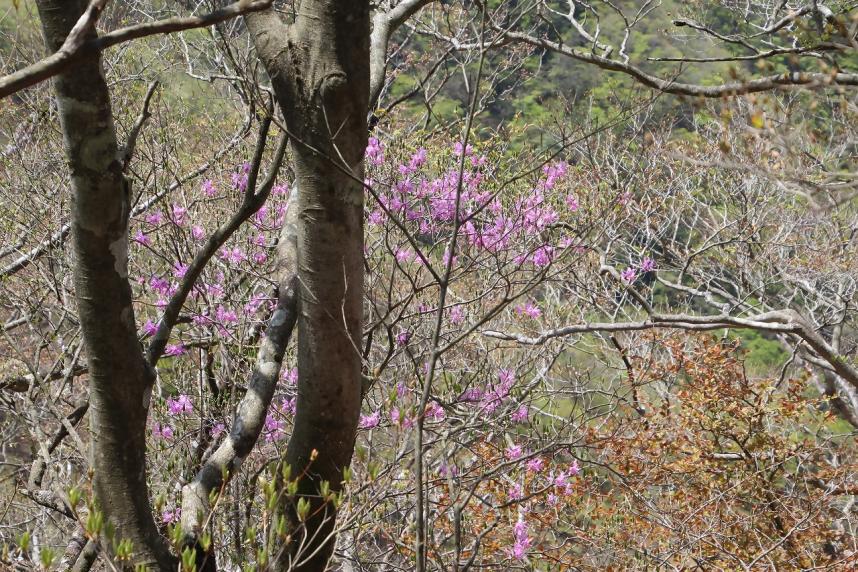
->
[[35, 1, 173, 568], [246, 2, 369, 570]]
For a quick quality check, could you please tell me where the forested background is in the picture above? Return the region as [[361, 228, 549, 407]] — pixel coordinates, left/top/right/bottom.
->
[[0, 1, 857, 570]]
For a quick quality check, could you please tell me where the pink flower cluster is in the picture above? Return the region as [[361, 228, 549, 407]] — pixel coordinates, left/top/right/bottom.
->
[[621, 256, 657, 284], [167, 394, 193, 415], [162, 507, 181, 524], [358, 410, 380, 429], [367, 142, 576, 275], [263, 397, 296, 442], [511, 515, 531, 560], [152, 423, 174, 440]]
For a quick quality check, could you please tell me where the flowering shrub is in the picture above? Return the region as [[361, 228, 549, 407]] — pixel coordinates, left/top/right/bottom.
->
[[2, 116, 856, 570]]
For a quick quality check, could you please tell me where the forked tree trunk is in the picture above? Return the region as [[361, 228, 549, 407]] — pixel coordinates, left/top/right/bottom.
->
[[35, 0, 174, 569], [246, 2, 369, 570]]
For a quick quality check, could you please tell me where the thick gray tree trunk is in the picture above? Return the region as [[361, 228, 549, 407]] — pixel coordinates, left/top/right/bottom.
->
[[246, 2, 369, 570], [35, 1, 174, 569]]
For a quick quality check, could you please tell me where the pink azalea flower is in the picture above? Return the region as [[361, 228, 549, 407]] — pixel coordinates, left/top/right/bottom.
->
[[167, 394, 193, 415], [358, 411, 380, 429], [395, 248, 414, 264], [409, 147, 427, 170], [162, 508, 181, 524], [280, 397, 296, 416], [439, 462, 459, 477], [515, 301, 541, 319], [365, 137, 385, 165], [142, 319, 158, 336], [201, 179, 217, 197], [511, 516, 531, 560], [532, 245, 554, 267], [526, 457, 544, 473], [164, 343, 187, 357], [425, 402, 445, 421], [171, 204, 187, 226], [145, 210, 164, 226], [153, 423, 174, 440], [232, 170, 248, 192], [505, 444, 523, 460], [133, 231, 151, 246], [621, 267, 637, 283], [448, 305, 465, 325], [453, 141, 474, 156], [396, 330, 411, 346], [565, 194, 579, 211], [368, 209, 384, 225], [511, 405, 529, 423]]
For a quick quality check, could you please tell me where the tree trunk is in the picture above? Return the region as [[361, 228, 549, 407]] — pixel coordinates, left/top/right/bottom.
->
[[246, 2, 369, 570], [35, 1, 173, 568]]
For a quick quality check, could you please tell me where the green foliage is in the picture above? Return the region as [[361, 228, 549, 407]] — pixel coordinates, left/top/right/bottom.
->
[[732, 329, 789, 374]]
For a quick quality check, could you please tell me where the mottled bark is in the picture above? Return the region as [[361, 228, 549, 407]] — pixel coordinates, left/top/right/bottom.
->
[[246, 2, 369, 569], [34, 0, 173, 568]]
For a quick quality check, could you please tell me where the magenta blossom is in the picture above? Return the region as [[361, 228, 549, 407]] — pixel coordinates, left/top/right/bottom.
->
[[396, 330, 411, 346], [144, 210, 164, 226], [152, 423, 174, 440], [439, 462, 459, 477], [565, 194, 579, 211], [532, 245, 554, 267], [453, 141, 474, 156], [448, 305, 465, 325], [358, 411, 380, 429], [366, 137, 385, 165], [511, 404, 529, 423], [133, 231, 151, 246], [171, 204, 187, 226], [201, 179, 217, 197], [511, 516, 531, 560], [164, 343, 187, 357], [167, 394, 193, 415], [515, 301, 541, 319], [173, 262, 189, 279], [505, 444, 523, 460], [162, 508, 181, 524], [211, 422, 226, 438], [142, 319, 158, 337], [425, 401, 445, 421], [639, 257, 656, 272], [621, 267, 637, 283], [526, 457, 544, 473]]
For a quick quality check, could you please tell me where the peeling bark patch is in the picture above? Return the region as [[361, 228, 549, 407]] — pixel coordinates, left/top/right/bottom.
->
[[109, 235, 129, 278], [270, 309, 287, 327], [258, 361, 278, 378]]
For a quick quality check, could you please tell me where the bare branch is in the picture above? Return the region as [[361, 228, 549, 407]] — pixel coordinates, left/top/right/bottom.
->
[[0, 0, 274, 99], [494, 29, 858, 97]]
